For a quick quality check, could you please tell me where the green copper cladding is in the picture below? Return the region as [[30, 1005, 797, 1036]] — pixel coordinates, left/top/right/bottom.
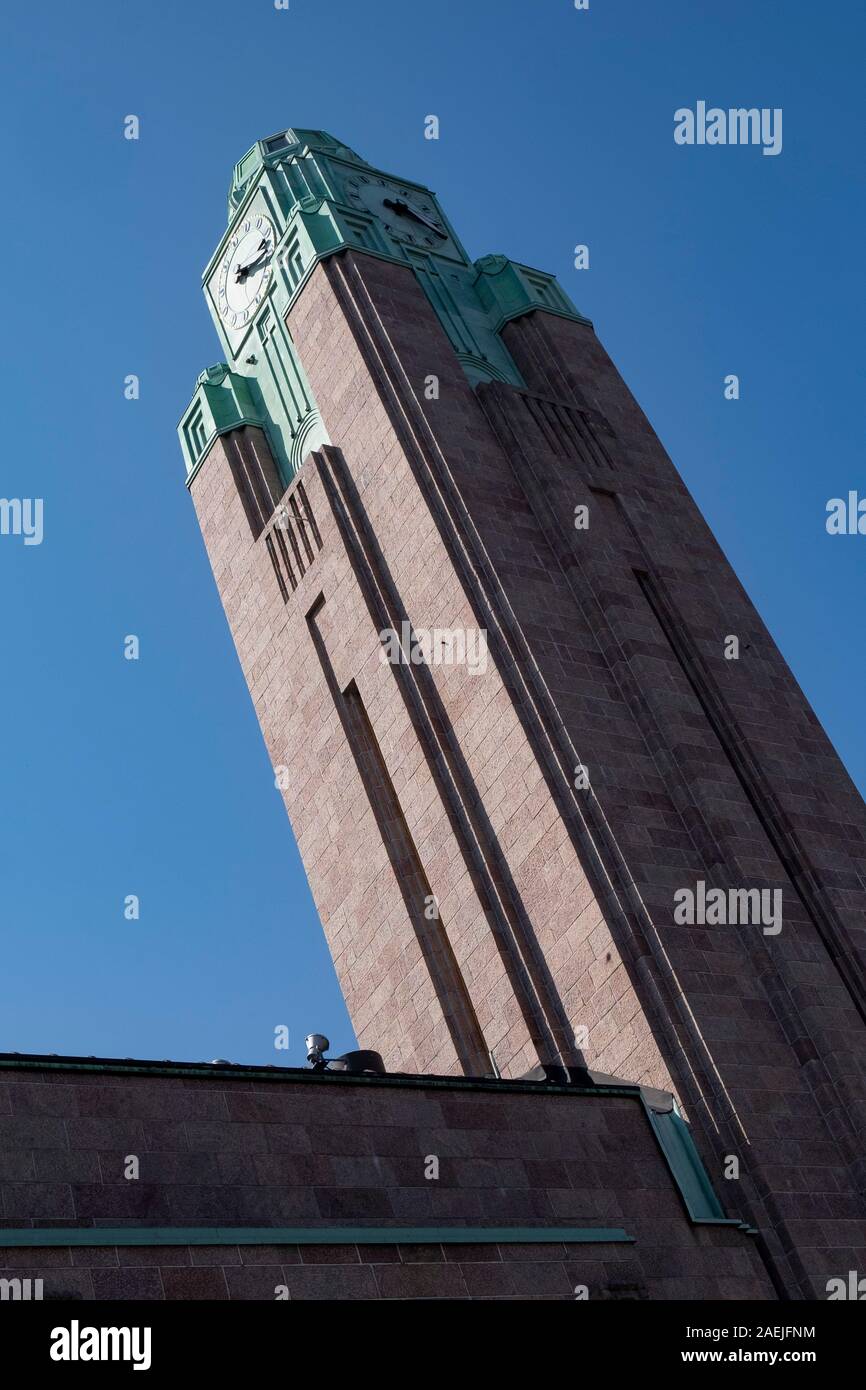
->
[[178, 355, 327, 485], [0, 1225, 634, 1248], [474, 254, 593, 332], [179, 365, 262, 481], [643, 1098, 754, 1230], [227, 127, 372, 220], [180, 126, 592, 482]]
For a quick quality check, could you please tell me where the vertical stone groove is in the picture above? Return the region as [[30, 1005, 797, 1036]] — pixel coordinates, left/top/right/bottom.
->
[[307, 598, 490, 1076]]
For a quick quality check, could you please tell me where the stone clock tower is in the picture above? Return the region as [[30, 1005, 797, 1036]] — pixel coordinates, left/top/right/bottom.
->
[[179, 127, 866, 1297]]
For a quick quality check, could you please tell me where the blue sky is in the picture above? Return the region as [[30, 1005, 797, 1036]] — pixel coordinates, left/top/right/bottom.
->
[[0, 0, 862, 1068]]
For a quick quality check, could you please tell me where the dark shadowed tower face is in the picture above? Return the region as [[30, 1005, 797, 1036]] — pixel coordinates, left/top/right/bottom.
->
[[180, 127, 866, 1297]]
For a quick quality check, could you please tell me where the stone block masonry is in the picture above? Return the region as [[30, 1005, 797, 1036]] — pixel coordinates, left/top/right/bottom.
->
[[0, 1055, 770, 1302], [182, 131, 866, 1297]]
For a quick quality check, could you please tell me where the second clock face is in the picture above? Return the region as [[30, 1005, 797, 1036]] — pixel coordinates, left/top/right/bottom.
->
[[343, 174, 448, 248], [216, 213, 275, 332]]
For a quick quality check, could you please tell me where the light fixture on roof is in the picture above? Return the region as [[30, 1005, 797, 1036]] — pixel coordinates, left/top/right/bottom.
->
[[305, 1034, 330, 1069], [305, 1033, 385, 1076]]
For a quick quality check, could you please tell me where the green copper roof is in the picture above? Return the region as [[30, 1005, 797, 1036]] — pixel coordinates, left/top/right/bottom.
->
[[228, 127, 369, 219]]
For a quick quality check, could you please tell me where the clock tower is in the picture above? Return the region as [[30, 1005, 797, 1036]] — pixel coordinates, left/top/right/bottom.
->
[[180, 128, 866, 1297]]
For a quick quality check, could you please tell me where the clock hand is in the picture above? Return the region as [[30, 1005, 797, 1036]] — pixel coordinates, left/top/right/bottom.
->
[[384, 197, 433, 228], [235, 254, 270, 284], [383, 197, 447, 237], [235, 257, 267, 283], [234, 239, 272, 282]]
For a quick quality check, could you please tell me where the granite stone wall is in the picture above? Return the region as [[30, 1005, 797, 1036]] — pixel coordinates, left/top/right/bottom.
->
[[0, 1059, 771, 1301], [186, 246, 866, 1296]]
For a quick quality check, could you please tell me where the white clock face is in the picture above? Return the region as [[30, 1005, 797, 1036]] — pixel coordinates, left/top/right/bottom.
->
[[216, 213, 275, 332]]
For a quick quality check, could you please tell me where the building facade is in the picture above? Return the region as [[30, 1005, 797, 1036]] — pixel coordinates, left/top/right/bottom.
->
[[0, 1053, 771, 1302], [177, 129, 866, 1299]]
